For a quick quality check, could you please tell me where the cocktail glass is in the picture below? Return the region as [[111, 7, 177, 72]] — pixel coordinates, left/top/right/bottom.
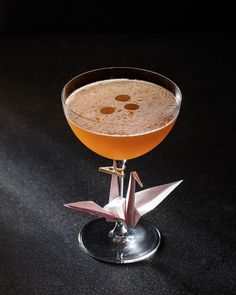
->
[[62, 67, 182, 263]]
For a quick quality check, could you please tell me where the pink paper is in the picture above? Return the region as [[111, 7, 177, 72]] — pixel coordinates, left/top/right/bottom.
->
[[125, 172, 142, 227], [64, 171, 183, 227], [135, 180, 183, 216], [109, 160, 119, 202]]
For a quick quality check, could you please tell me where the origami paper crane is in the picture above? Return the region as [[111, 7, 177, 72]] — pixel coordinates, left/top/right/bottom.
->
[[65, 170, 182, 228]]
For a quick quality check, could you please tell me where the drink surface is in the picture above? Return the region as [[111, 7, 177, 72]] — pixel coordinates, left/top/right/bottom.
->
[[66, 79, 179, 136], [64, 79, 180, 159]]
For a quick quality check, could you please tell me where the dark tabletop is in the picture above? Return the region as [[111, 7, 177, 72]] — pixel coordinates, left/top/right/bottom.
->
[[0, 33, 235, 295]]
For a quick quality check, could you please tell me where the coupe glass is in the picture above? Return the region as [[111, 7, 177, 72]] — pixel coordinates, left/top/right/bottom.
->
[[62, 67, 182, 263]]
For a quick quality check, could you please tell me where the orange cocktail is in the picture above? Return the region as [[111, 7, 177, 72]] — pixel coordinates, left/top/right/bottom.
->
[[67, 119, 176, 160], [63, 77, 180, 160]]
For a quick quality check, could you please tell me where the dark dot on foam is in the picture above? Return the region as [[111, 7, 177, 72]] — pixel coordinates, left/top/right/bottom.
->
[[115, 94, 130, 102], [124, 103, 139, 110], [100, 107, 115, 114]]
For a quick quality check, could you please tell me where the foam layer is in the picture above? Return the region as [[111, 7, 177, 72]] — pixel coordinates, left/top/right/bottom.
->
[[65, 79, 179, 135]]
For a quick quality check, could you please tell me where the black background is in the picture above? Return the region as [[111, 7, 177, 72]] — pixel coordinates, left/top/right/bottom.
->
[[0, 1, 235, 295], [0, 0, 235, 33]]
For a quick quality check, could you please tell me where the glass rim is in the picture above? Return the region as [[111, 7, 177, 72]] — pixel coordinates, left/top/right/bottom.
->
[[61, 67, 182, 132]]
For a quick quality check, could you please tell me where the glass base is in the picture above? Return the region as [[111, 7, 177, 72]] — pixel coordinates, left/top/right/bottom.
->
[[78, 218, 161, 264]]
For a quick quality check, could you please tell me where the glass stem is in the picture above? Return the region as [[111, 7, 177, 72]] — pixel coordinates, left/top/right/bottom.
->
[[108, 160, 128, 241], [116, 160, 125, 197]]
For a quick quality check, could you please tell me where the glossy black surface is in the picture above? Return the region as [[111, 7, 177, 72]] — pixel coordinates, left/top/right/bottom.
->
[[0, 33, 235, 294]]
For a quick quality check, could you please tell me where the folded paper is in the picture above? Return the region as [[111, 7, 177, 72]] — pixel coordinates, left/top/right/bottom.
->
[[65, 171, 182, 228]]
